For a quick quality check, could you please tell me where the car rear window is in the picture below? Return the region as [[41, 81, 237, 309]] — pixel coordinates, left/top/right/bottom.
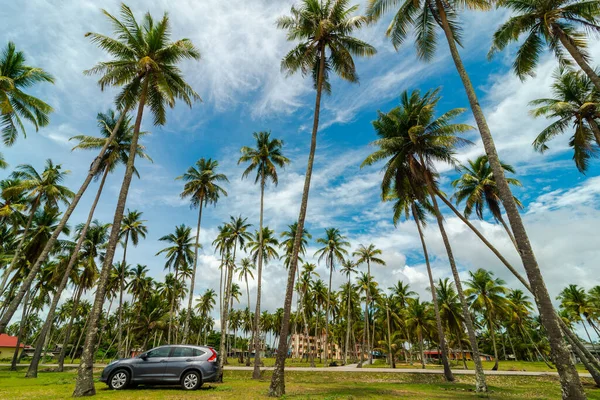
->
[[171, 347, 194, 357], [192, 348, 205, 357]]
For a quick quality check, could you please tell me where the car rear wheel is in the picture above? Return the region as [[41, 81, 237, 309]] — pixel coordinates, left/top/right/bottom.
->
[[181, 370, 202, 390], [108, 369, 130, 390]]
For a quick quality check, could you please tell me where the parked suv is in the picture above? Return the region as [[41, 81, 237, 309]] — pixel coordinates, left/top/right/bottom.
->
[[100, 345, 219, 390]]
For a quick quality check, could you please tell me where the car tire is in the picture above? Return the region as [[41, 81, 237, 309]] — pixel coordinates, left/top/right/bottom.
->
[[108, 369, 130, 390], [181, 370, 202, 390]]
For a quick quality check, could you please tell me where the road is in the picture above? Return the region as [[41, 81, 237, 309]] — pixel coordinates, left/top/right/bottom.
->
[[1, 363, 592, 378]]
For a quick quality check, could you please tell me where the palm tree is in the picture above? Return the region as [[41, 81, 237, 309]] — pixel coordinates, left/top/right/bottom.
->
[[270, 1, 375, 393], [406, 298, 435, 369], [156, 224, 194, 343], [26, 111, 148, 378], [465, 269, 510, 370], [558, 285, 600, 350], [529, 68, 600, 172], [238, 131, 289, 378], [340, 259, 357, 365], [0, 41, 55, 146], [73, 4, 201, 395], [489, 0, 600, 91], [0, 160, 74, 295], [218, 216, 252, 379], [452, 155, 523, 248], [361, 88, 487, 390], [436, 278, 468, 369], [117, 210, 147, 356], [367, 0, 585, 395], [353, 244, 385, 366], [386, 186, 454, 381], [237, 258, 255, 319], [315, 228, 349, 366], [178, 158, 228, 343]]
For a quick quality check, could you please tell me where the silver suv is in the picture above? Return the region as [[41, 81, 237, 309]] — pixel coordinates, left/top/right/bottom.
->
[[100, 345, 219, 390]]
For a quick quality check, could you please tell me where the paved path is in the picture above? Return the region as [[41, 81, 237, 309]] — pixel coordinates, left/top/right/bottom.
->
[[1, 364, 591, 378]]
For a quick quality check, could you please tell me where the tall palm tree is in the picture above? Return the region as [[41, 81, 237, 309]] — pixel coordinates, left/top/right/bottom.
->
[[26, 111, 149, 378], [117, 210, 147, 356], [529, 68, 600, 172], [74, 4, 201, 395], [238, 131, 289, 378], [0, 41, 55, 146], [452, 155, 522, 248], [0, 160, 74, 295], [156, 224, 194, 344], [362, 88, 487, 390], [386, 186, 454, 381], [465, 269, 510, 370], [436, 278, 468, 369], [353, 243, 385, 366], [178, 158, 228, 343], [237, 258, 255, 320], [367, 0, 586, 395], [270, 1, 375, 393], [340, 259, 357, 365], [218, 216, 252, 379], [490, 0, 600, 91], [315, 228, 350, 366]]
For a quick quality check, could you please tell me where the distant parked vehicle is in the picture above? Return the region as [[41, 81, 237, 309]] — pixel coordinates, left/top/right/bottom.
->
[[100, 345, 219, 390]]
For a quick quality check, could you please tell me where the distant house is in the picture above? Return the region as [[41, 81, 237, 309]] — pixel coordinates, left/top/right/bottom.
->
[[0, 334, 24, 359]]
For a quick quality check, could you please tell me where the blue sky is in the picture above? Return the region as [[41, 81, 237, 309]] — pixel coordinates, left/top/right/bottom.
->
[[2, 0, 600, 323]]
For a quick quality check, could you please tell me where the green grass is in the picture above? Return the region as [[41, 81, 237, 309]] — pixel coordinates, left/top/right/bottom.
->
[[1, 367, 599, 399], [361, 359, 590, 372]]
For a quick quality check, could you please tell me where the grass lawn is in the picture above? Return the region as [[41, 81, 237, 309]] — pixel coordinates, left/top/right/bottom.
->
[[1, 367, 599, 399], [362, 359, 590, 372]]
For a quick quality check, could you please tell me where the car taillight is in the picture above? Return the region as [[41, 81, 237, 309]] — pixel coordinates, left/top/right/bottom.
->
[[207, 348, 217, 362]]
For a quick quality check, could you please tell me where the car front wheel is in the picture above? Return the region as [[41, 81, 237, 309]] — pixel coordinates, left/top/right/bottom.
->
[[108, 369, 130, 390], [181, 370, 202, 390]]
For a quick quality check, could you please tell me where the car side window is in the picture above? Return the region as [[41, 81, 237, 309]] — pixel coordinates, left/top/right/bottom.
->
[[192, 348, 205, 357], [171, 347, 194, 357], [146, 347, 171, 358]]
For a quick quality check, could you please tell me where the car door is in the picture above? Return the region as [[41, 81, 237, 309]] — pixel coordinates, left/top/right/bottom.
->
[[163, 346, 195, 382], [134, 346, 171, 382]]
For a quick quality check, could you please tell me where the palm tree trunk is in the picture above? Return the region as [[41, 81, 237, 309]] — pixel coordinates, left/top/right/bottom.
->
[[457, 327, 468, 369], [96, 296, 114, 356], [385, 302, 395, 368], [358, 296, 368, 368], [488, 317, 499, 370], [508, 331, 518, 361], [367, 260, 372, 365], [497, 214, 518, 251], [118, 233, 129, 358], [168, 265, 179, 344], [435, 3, 586, 397], [0, 113, 127, 334], [183, 202, 204, 344], [10, 290, 31, 371], [323, 260, 332, 366], [245, 275, 253, 367], [553, 26, 600, 92], [71, 314, 90, 363], [413, 204, 454, 381], [58, 285, 83, 372], [26, 162, 108, 377], [315, 306, 320, 365], [567, 332, 600, 387], [428, 186, 488, 392], [587, 118, 600, 147], [418, 331, 425, 369], [344, 276, 352, 365], [0, 197, 40, 296], [252, 177, 266, 379], [218, 245, 237, 381], [73, 78, 148, 397], [269, 45, 325, 398]]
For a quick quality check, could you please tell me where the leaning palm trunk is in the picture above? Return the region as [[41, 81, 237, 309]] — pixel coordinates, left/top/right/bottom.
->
[[428, 186, 488, 392], [252, 175, 266, 379], [413, 204, 454, 381], [0, 113, 127, 334], [27, 167, 110, 378], [552, 26, 600, 92], [268, 47, 325, 397], [73, 81, 148, 397], [488, 317, 499, 370], [588, 118, 600, 147], [10, 290, 31, 371], [117, 233, 129, 358], [435, 2, 586, 397], [183, 202, 204, 344], [71, 315, 90, 363], [58, 285, 83, 372]]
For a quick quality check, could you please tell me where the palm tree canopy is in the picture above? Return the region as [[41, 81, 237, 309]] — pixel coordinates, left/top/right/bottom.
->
[[280, 222, 312, 269], [178, 158, 229, 208], [10, 159, 74, 210], [248, 227, 280, 265], [238, 131, 290, 186], [277, 0, 377, 92], [85, 3, 201, 123], [529, 68, 600, 172], [362, 89, 473, 202], [452, 155, 522, 220], [465, 268, 510, 320], [119, 209, 148, 246], [0, 41, 55, 145], [353, 243, 386, 267], [156, 224, 195, 272], [314, 227, 350, 270], [489, 0, 600, 79], [70, 110, 152, 179]]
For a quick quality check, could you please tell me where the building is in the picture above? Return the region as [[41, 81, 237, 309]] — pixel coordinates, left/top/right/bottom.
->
[[0, 334, 24, 359], [289, 333, 342, 361], [423, 349, 494, 362]]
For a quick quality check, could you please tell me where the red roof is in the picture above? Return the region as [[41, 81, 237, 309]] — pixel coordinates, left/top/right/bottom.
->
[[0, 334, 24, 348]]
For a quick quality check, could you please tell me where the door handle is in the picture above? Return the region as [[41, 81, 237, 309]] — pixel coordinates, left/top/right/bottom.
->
[[185, 359, 192, 362], [159, 359, 166, 362]]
